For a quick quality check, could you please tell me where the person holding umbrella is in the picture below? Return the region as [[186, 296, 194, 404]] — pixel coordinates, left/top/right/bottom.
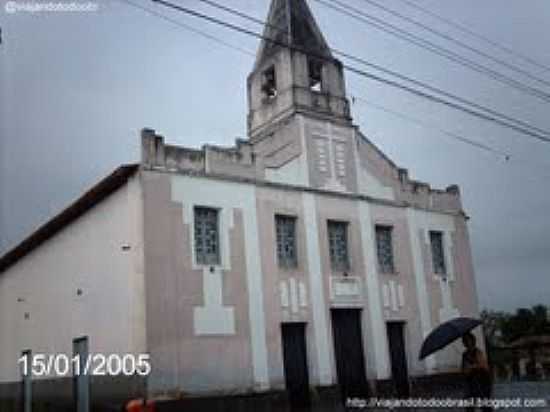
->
[[419, 317, 493, 411], [461, 332, 493, 412]]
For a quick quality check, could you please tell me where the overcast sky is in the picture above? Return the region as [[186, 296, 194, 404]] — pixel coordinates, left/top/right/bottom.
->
[[1, 0, 549, 312]]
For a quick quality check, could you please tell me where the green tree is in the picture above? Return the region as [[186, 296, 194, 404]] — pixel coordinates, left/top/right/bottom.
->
[[499, 305, 549, 342]]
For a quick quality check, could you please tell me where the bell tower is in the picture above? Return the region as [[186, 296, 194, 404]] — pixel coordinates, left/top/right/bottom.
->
[[247, 0, 351, 139]]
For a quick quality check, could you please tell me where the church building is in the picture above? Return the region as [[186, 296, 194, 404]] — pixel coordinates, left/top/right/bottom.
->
[[0, 0, 481, 410]]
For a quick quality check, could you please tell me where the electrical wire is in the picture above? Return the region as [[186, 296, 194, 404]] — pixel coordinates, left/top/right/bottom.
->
[[116, 0, 255, 57], [358, 0, 550, 89], [118, 0, 550, 166], [313, 0, 550, 103], [351, 95, 511, 159], [397, 0, 550, 74], [167, 0, 550, 140], [149, 0, 550, 144]]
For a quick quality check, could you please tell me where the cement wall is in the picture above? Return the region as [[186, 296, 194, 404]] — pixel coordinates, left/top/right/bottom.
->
[[140, 167, 479, 397], [0, 175, 146, 405]]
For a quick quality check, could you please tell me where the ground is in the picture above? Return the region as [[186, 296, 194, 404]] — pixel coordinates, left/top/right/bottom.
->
[[492, 381, 550, 411]]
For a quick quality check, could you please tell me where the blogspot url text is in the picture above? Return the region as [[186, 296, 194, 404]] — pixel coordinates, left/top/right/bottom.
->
[[347, 396, 548, 409]]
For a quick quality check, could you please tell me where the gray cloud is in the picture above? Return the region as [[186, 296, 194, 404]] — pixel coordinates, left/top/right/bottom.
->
[[1, 0, 549, 311]]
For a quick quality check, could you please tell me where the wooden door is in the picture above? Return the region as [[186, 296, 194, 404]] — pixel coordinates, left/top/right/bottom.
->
[[386, 322, 410, 397], [331, 309, 369, 401], [281, 323, 311, 411]]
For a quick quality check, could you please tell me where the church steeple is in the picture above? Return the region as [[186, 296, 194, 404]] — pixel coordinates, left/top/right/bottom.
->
[[254, 0, 333, 68], [247, 0, 351, 138]]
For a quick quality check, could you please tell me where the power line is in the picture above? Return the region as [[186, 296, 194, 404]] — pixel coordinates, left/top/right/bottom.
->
[[353, 98, 550, 181], [194, 0, 270, 31], [118, 0, 550, 164], [317, 0, 550, 103], [397, 0, 550, 74], [116, 0, 255, 57], [171, 0, 550, 140], [116, 1, 550, 178], [339, 51, 550, 138], [118, 0, 512, 158], [150, 0, 550, 144], [351, 95, 511, 159], [120, 0, 503, 159], [313, 0, 550, 104], [358, 0, 550, 89]]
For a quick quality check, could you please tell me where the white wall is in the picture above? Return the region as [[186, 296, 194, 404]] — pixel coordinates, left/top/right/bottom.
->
[[0, 175, 146, 382]]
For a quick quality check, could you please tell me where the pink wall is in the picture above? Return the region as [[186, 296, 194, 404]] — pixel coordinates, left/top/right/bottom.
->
[[142, 172, 254, 395]]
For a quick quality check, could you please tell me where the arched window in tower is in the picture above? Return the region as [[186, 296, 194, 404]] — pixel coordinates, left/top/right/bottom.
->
[[308, 58, 323, 92], [261, 65, 277, 99]]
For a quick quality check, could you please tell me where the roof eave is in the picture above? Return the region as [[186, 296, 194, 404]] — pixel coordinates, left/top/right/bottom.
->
[[0, 164, 139, 273]]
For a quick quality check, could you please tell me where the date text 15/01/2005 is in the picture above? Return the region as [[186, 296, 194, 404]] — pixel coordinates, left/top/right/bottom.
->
[[18, 353, 151, 377]]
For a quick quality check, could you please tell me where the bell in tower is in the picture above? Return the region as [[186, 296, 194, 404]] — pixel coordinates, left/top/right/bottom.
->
[[247, 0, 351, 139]]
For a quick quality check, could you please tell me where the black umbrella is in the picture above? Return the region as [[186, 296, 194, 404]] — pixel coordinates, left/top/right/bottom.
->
[[419, 317, 482, 360]]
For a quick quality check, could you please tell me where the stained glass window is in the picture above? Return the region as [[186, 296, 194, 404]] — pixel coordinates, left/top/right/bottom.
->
[[276, 215, 297, 268], [376, 225, 395, 274], [430, 231, 446, 275], [194, 207, 220, 265], [328, 221, 350, 271]]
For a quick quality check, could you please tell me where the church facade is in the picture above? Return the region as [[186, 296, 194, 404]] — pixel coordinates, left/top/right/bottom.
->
[[0, 0, 481, 409]]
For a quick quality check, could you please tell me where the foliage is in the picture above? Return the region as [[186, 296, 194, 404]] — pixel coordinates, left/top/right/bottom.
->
[[481, 305, 550, 381], [481, 305, 550, 345]]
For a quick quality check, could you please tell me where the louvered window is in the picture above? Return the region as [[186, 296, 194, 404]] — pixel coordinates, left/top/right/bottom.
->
[[276, 215, 297, 268], [328, 221, 350, 271], [376, 225, 395, 274], [430, 231, 446, 275], [194, 207, 220, 265]]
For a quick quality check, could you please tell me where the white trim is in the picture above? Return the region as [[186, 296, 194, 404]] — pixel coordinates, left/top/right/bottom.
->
[[443, 231, 456, 282], [299, 115, 311, 186], [422, 218, 460, 324], [290, 277, 299, 314], [358, 201, 390, 379], [172, 176, 270, 389], [280, 281, 290, 308], [302, 192, 332, 384], [407, 209, 459, 372], [389, 279, 398, 312], [243, 200, 271, 390], [407, 208, 436, 371], [320, 122, 347, 192], [382, 284, 391, 309], [193, 266, 235, 335], [397, 284, 405, 308], [298, 281, 308, 308], [183, 204, 233, 271], [329, 275, 363, 305], [182, 202, 235, 335]]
